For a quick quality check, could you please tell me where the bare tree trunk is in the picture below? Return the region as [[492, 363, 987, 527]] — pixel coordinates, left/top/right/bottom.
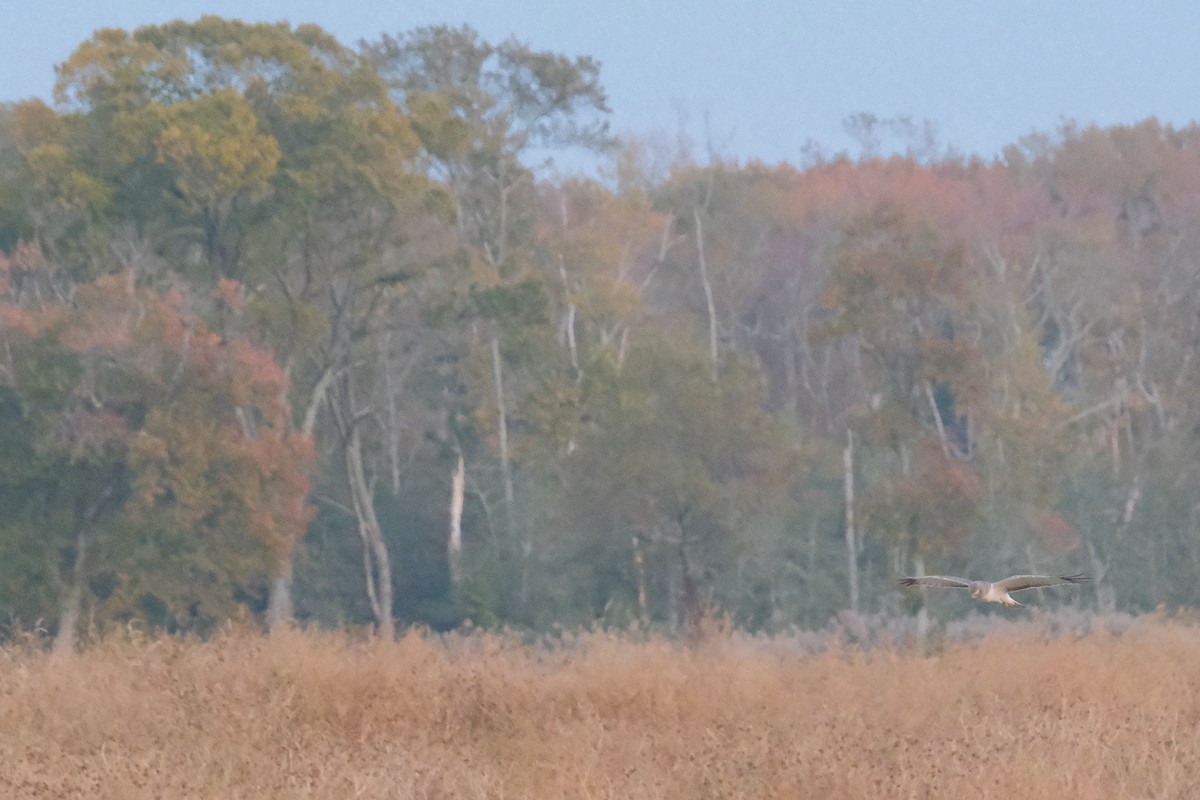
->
[[53, 528, 88, 655], [384, 332, 404, 495], [844, 428, 860, 614], [332, 376, 394, 638], [267, 574, 293, 633], [678, 531, 704, 641], [559, 262, 582, 381], [924, 380, 952, 458], [346, 420, 394, 637], [692, 207, 719, 381], [448, 452, 465, 590], [300, 363, 335, 439], [491, 336, 515, 533]]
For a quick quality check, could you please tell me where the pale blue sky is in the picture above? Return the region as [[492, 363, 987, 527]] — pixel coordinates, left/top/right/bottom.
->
[[5, 1, 1200, 166]]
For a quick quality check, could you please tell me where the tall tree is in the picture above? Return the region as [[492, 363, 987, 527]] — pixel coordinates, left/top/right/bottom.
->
[[0, 248, 314, 647], [533, 335, 793, 629], [25, 18, 454, 632], [366, 25, 613, 619]]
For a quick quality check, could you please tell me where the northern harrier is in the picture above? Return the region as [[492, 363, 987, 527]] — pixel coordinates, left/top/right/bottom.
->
[[897, 573, 1090, 607]]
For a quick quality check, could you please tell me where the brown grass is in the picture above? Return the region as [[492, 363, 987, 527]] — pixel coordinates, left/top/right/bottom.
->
[[2, 621, 1199, 799]]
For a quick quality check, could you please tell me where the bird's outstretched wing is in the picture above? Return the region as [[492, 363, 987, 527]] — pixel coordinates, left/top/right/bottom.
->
[[897, 575, 973, 589], [995, 574, 1090, 593]]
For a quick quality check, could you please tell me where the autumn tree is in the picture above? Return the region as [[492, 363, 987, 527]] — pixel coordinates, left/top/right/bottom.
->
[[12, 19, 469, 633], [1008, 120, 1200, 610], [0, 247, 314, 648], [805, 160, 1079, 609]]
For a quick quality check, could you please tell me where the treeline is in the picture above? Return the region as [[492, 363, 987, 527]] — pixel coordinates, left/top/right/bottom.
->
[[1, 17, 1198, 643]]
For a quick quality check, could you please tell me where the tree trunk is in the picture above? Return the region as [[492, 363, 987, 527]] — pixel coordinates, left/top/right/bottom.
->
[[53, 528, 88, 655], [559, 262, 582, 382], [347, 421, 393, 637], [924, 380, 952, 458], [692, 207, 719, 381], [448, 452, 465, 591], [844, 428, 860, 614], [267, 574, 293, 633], [384, 332, 404, 495], [677, 529, 705, 642], [332, 375, 394, 637], [491, 336, 515, 534], [300, 363, 335, 439]]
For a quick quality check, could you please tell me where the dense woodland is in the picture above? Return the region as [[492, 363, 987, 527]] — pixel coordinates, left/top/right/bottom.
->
[[1, 17, 1198, 645]]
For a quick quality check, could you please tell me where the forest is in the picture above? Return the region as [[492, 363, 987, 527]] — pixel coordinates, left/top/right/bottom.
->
[[1, 16, 1198, 647]]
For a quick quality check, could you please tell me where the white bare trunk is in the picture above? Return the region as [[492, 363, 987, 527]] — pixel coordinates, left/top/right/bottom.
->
[[332, 376, 394, 637], [448, 453, 465, 589], [565, 302, 580, 379], [491, 336, 515, 533], [267, 574, 293, 633], [345, 420, 394, 637], [301, 364, 335, 438], [692, 207, 719, 381], [558, 262, 581, 381], [924, 380, 952, 458], [384, 333, 403, 495], [844, 428, 859, 614]]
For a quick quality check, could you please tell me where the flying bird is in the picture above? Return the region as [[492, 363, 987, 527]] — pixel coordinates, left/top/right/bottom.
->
[[897, 573, 1090, 607]]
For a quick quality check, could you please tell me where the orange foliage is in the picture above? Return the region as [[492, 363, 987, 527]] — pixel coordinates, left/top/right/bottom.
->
[[214, 276, 243, 310], [61, 270, 137, 352], [0, 258, 316, 574]]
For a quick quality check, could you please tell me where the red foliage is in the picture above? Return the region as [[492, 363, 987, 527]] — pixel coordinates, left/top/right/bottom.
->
[[0, 258, 316, 573], [215, 277, 243, 310]]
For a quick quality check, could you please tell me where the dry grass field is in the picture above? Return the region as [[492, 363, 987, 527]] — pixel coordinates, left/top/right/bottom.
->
[[2, 619, 1200, 799]]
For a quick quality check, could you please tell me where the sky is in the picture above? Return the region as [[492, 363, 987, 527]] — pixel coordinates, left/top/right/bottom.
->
[[5, 0, 1200, 168]]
